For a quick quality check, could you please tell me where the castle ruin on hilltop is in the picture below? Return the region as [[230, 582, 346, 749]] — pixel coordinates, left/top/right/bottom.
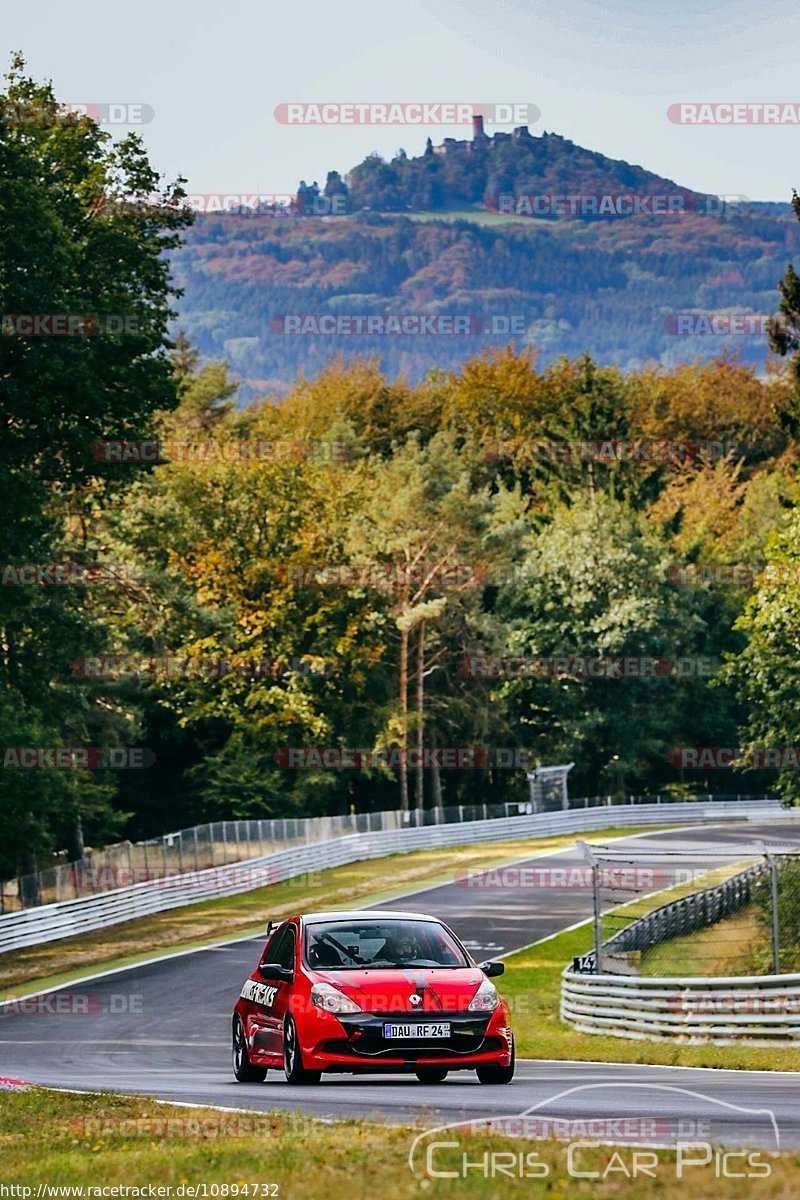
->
[[433, 113, 533, 155]]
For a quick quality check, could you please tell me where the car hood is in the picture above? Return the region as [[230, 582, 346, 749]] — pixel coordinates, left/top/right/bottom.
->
[[313, 967, 487, 1013]]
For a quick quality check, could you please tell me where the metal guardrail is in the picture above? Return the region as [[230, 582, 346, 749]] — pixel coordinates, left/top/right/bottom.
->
[[0, 797, 782, 955], [2, 793, 779, 912], [561, 970, 800, 1043]]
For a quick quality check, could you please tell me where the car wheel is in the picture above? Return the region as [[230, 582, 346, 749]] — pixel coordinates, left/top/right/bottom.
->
[[415, 1067, 448, 1083], [232, 1015, 267, 1082], [283, 1015, 322, 1085], [476, 1036, 515, 1084]]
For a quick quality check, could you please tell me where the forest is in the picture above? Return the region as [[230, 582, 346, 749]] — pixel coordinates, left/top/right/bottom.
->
[[4, 60, 800, 883]]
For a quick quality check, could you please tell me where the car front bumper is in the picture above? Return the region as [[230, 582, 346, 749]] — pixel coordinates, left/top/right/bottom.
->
[[303, 1007, 513, 1070]]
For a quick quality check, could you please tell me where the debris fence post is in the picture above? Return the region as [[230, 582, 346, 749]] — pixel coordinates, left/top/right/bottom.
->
[[578, 840, 602, 974], [757, 841, 781, 974], [767, 849, 780, 974]]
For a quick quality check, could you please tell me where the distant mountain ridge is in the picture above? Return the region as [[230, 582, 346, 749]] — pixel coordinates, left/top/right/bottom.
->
[[171, 130, 797, 398]]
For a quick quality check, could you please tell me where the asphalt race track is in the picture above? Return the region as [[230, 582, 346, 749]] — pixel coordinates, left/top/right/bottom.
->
[[2, 820, 800, 1149]]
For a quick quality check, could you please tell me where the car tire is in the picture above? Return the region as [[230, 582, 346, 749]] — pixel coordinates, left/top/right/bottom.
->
[[232, 1015, 267, 1083], [415, 1067, 448, 1083], [476, 1036, 515, 1084], [283, 1015, 322, 1085]]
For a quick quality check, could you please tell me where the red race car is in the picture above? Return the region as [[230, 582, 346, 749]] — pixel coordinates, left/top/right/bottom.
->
[[232, 909, 514, 1085]]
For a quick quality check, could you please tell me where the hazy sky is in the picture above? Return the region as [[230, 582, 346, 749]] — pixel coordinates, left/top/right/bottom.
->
[[6, 0, 800, 201]]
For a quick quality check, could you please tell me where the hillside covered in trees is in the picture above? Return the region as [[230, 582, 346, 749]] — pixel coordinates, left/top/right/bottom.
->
[[172, 130, 797, 396]]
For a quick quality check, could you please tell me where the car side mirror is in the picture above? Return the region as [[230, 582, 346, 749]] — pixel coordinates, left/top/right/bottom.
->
[[258, 962, 293, 982], [479, 959, 504, 978]]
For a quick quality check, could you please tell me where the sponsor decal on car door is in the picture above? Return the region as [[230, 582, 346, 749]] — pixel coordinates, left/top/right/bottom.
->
[[241, 922, 295, 1058], [267, 922, 297, 1058]]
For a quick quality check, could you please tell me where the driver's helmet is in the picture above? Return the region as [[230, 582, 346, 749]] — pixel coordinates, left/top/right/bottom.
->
[[384, 930, 420, 961]]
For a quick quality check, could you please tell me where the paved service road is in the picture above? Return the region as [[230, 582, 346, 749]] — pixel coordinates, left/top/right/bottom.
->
[[1, 820, 799, 1149]]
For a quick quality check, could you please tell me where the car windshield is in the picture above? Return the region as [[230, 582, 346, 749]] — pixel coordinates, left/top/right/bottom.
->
[[305, 919, 469, 970]]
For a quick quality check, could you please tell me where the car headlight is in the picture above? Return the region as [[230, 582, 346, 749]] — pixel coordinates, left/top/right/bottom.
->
[[468, 978, 499, 1012], [310, 982, 363, 1015]]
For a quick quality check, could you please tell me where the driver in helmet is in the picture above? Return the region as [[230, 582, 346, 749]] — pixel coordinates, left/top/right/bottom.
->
[[382, 929, 421, 963]]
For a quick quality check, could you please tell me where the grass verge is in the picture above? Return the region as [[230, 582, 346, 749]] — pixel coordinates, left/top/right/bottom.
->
[[0, 825, 656, 998], [0, 1086, 796, 1198]]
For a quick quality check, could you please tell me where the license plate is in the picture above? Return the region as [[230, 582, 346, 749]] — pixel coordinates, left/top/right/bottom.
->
[[383, 1022, 451, 1039]]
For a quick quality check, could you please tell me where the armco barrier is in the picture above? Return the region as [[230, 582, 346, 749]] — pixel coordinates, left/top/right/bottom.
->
[[0, 798, 783, 954], [1, 793, 780, 911], [561, 969, 800, 1044], [4, 792, 777, 912]]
